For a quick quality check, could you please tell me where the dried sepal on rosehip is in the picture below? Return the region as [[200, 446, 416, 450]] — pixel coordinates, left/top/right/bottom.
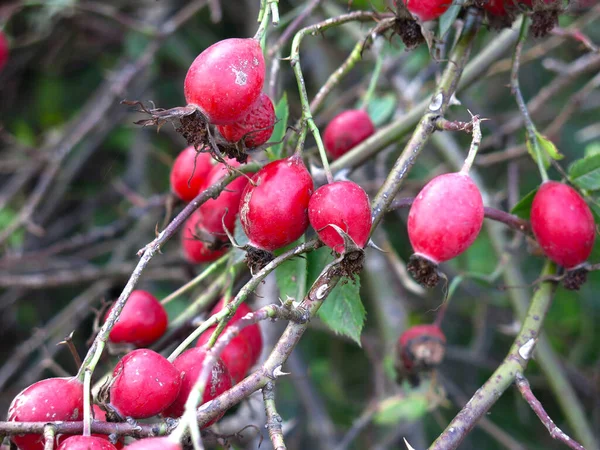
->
[[395, 324, 446, 385]]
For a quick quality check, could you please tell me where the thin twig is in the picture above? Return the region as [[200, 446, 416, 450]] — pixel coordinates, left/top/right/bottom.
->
[[263, 382, 287, 450]]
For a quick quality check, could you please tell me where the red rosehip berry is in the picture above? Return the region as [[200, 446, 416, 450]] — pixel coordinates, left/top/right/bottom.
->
[[124, 437, 182, 450], [401, 0, 451, 21], [108, 349, 181, 419], [308, 181, 371, 253], [0, 32, 8, 71], [323, 110, 375, 159], [8, 377, 84, 450], [217, 93, 276, 148], [196, 327, 253, 384], [198, 159, 251, 237], [170, 147, 214, 202], [162, 348, 232, 424], [208, 298, 263, 365], [181, 210, 228, 264], [240, 156, 314, 251], [396, 324, 446, 376], [185, 38, 265, 125], [530, 181, 596, 269], [57, 436, 117, 450], [107, 290, 168, 347]]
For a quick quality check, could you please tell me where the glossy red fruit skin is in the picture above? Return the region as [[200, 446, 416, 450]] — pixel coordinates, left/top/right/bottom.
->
[[323, 110, 375, 159], [185, 38, 265, 125], [109, 349, 181, 419], [0, 32, 8, 71], [217, 93, 275, 148], [8, 378, 84, 450], [209, 299, 263, 365], [308, 181, 371, 253], [57, 436, 117, 450], [530, 181, 596, 269], [401, 0, 451, 21], [92, 406, 124, 449], [196, 327, 253, 384], [399, 324, 446, 370], [408, 172, 484, 263], [170, 147, 214, 202], [198, 159, 251, 236], [240, 156, 314, 251], [181, 210, 228, 263], [162, 348, 232, 424], [107, 290, 168, 347], [124, 437, 182, 450]]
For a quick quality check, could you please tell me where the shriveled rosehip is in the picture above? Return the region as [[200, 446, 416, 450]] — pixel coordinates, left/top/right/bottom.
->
[[58, 436, 117, 450], [323, 110, 375, 159], [395, 324, 446, 383], [217, 93, 275, 148], [240, 156, 314, 251], [124, 437, 182, 450], [92, 406, 124, 449], [400, 0, 451, 21], [170, 147, 214, 202], [0, 32, 8, 71], [308, 181, 371, 253], [107, 290, 168, 347], [185, 38, 265, 125], [198, 159, 251, 237], [208, 298, 263, 365], [196, 327, 253, 384], [530, 181, 596, 269], [108, 349, 181, 419], [407, 172, 484, 286], [162, 347, 232, 424], [8, 377, 84, 450], [181, 210, 228, 263]]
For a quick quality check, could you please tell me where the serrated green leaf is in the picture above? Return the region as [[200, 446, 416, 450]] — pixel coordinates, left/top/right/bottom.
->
[[584, 142, 600, 157], [438, 3, 462, 37], [511, 188, 538, 220], [317, 276, 365, 346], [275, 235, 307, 302], [373, 395, 429, 426], [569, 154, 600, 192], [367, 93, 396, 127], [267, 93, 289, 161]]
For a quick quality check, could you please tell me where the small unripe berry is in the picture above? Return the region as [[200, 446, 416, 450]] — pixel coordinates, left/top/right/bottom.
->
[[395, 324, 446, 382], [107, 290, 168, 347], [124, 437, 182, 450], [170, 147, 214, 202], [8, 378, 84, 450], [323, 110, 375, 159], [308, 181, 371, 253], [57, 436, 117, 450], [185, 38, 265, 125], [181, 210, 228, 264], [240, 156, 314, 251], [217, 93, 276, 148], [400, 0, 451, 21], [108, 349, 181, 419], [530, 181, 596, 269]]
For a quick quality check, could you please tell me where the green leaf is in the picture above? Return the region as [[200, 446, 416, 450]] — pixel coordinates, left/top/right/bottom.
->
[[511, 188, 538, 220], [373, 395, 429, 426], [231, 217, 250, 264], [584, 142, 600, 158], [366, 93, 396, 127], [275, 235, 307, 302], [267, 93, 289, 161], [526, 131, 563, 169], [569, 154, 600, 192], [317, 276, 365, 346], [438, 3, 462, 38]]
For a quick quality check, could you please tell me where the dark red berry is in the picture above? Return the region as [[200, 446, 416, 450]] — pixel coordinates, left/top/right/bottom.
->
[[408, 173, 484, 263], [184, 38, 265, 125], [396, 324, 446, 375], [8, 378, 84, 450], [198, 159, 251, 237], [108, 349, 181, 419], [240, 156, 314, 251], [170, 147, 214, 202], [107, 290, 168, 347], [196, 327, 253, 384], [181, 210, 228, 264], [400, 0, 451, 21], [57, 436, 117, 450], [162, 348, 232, 424], [323, 110, 375, 159], [124, 437, 182, 450], [217, 93, 275, 148], [208, 298, 263, 365], [530, 181, 596, 269], [0, 32, 8, 71], [308, 181, 371, 253]]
